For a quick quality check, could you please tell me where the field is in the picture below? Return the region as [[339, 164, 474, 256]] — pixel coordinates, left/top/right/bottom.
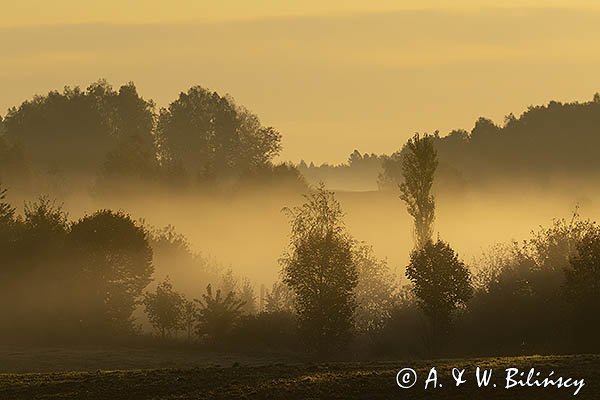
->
[[0, 347, 598, 399]]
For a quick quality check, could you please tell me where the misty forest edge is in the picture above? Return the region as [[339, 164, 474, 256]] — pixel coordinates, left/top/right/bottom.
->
[[1, 80, 600, 359]]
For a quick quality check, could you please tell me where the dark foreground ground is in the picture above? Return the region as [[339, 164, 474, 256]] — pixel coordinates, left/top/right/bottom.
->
[[0, 348, 597, 399]]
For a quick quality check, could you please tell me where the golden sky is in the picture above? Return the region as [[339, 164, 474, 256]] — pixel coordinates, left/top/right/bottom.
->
[[4, 1, 599, 26], [2, 1, 600, 163]]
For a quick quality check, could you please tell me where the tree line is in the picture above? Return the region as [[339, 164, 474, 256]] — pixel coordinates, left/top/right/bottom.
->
[[3, 89, 600, 357], [139, 135, 600, 357], [0, 81, 305, 196], [300, 93, 600, 194], [4, 82, 598, 196], [3, 130, 600, 356]]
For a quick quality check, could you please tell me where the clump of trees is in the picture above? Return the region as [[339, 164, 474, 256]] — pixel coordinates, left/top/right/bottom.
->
[[457, 212, 600, 355], [0, 183, 268, 345], [0, 80, 306, 196], [376, 93, 600, 195], [156, 86, 283, 190], [4, 174, 600, 358], [0, 186, 154, 342]]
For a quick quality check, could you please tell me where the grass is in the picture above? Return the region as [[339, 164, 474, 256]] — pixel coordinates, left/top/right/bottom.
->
[[0, 348, 598, 399]]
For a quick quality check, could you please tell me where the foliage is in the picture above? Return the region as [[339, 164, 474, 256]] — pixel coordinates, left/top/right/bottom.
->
[[281, 184, 358, 353], [459, 213, 600, 355], [0, 183, 15, 228], [181, 298, 199, 341], [195, 284, 245, 342], [0, 137, 31, 189], [564, 228, 600, 348], [148, 224, 222, 297], [3, 81, 156, 180], [353, 243, 397, 333], [264, 281, 295, 314], [406, 239, 472, 354], [156, 86, 282, 188], [143, 278, 185, 339], [414, 96, 600, 189], [566, 229, 600, 301], [238, 278, 258, 315], [0, 192, 156, 342], [1, 80, 303, 194], [68, 210, 154, 335], [397, 133, 438, 249], [220, 269, 239, 298]]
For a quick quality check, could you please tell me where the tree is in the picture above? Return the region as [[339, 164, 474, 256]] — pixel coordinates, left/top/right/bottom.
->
[[353, 243, 397, 333], [281, 184, 358, 353], [406, 239, 472, 355], [265, 281, 295, 313], [148, 225, 222, 298], [96, 83, 159, 191], [181, 298, 199, 341], [0, 196, 72, 340], [0, 183, 14, 228], [398, 133, 438, 249], [239, 278, 258, 315], [18, 197, 70, 277], [565, 229, 600, 346], [220, 269, 239, 297], [563, 222, 600, 301], [68, 210, 154, 335], [464, 212, 599, 355], [156, 86, 281, 187], [143, 278, 184, 339], [3, 81, 156, 182], [0, 138, 31, 190], [195, 284, 245, 342]]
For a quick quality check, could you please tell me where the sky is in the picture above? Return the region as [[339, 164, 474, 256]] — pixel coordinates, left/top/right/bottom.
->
[[2, 1, 600, 163]]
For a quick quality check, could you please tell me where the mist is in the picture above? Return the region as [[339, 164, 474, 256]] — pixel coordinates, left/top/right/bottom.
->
[[4, 179, 590, 291]]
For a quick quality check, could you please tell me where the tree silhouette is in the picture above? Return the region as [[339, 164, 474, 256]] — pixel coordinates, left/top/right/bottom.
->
[[281, 184, 358, 353], [195, 284, 245, 342], [398, 133, 438, 249], [156, 86, 281, 187], [181, 298, 198, 342], [68, 210, 154, 335], [0, 137, 31, 190], [143, 277, 184, 340], [0, 184, 17, 282], [239, 278, 258, 315], [265, 281, 295, 314], [353, 243, 397, 333], [0, 184, 14, 227], [406, 239, 472, 355], [565, 227, 600, 301], [1, 196, 72, 340], [3, 81, 155, 182], [565, 229, 600, 346]]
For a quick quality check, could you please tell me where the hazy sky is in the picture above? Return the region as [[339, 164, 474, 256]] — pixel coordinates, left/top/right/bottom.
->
[[2, 1, 600, 163]]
